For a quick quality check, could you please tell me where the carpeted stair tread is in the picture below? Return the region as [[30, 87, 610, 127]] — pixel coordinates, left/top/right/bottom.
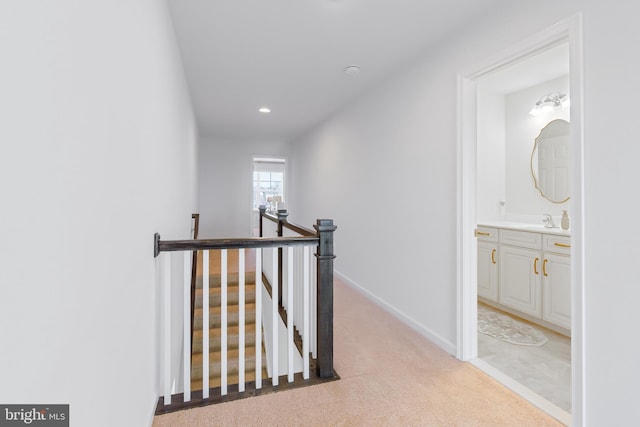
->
[[193, 304, 257, 329], [192, 324, 257, 353], [194, 284, 256, 308], [190, 261, 267, 393], [194, 303, 256, 315], [191, 346, 259, 377], [190, 347, 269, 390], [195, 273, 257, 289]]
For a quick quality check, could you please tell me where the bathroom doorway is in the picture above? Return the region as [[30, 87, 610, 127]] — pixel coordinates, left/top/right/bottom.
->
[[457, 16, 584, 425]]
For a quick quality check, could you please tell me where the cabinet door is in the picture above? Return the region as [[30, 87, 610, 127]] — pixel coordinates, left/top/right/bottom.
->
[[478, 241, 498, 301], [499, 245, 542, 317], [542, 253, 571, 329]]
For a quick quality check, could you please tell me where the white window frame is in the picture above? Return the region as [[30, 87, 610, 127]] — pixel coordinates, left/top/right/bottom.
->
[[252, 156, 287, 213]]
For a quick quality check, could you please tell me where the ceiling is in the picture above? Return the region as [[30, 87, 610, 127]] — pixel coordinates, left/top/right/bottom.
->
[[168, 0, 510, 141]]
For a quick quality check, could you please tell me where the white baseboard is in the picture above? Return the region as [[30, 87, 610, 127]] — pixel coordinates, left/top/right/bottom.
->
[[334, 270, 457, 355], [470, 358, 572, 426]]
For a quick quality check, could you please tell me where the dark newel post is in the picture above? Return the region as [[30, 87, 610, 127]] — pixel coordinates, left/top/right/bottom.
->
[[258, 205, 266, 237], [314, 219, 336, 378], [276, 209, 288, 307]]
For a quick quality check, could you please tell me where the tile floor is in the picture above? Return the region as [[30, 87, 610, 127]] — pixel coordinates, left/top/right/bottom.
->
[[477, 303, 572, 412]]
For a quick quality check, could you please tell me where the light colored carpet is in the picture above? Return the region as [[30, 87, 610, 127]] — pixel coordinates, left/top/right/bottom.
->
[[153, 278, 562, 426], [478, 305, 548, 346]]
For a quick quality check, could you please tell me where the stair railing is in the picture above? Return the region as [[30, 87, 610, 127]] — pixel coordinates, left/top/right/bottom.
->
[[259, 207, 330, 369], [153, 216, 337, 414]]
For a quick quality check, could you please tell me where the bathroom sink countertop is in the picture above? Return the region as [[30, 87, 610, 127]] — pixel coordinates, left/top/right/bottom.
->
[[478, 220, 571, 236]]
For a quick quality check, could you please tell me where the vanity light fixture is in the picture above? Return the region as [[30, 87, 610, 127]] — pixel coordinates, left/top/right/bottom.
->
[[529, 92, 569, 116], [259, 107, 271, 114]]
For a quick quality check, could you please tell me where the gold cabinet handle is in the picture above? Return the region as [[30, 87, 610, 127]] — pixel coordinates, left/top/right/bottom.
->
[[543, 259, 548, 277], [534, 257, 539, 275], [554, 242, 571, 248], [491, 249, 496, 264], [475, 229, 491, 237]]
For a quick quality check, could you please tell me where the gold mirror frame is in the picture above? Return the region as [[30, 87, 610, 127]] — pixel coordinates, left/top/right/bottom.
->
[[530, 119, 570, 204]]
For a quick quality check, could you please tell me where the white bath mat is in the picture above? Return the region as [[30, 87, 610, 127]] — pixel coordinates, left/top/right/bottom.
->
[[478, 306, 548, 346]]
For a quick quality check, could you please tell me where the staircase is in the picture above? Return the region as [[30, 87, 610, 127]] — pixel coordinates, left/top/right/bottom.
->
[[154, 215, 337, 414], [191, 252, 268, 391]]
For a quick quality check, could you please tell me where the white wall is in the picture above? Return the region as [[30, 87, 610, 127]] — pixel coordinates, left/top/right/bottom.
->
[[198, 137, 290, 238], [289, 57, 461, 352], [477, 75, 570, 224], [504, 75, 570, 222], [289, 1, 640, 425], [0, 2, 197, 426]]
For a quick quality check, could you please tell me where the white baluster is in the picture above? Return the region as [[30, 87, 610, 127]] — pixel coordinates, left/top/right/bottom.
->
[[311, 248, 317, 359], [255, 248, 262, 389], [287, 246, 294, 383], [297, 248, 302, 335], [300, 247, 304, 331], [203, 250, 210, 398], [163, 252, 171, 405], [183, 251, 191, 402], [238, 249, 245, 392], [293, 248, 299, 332], [281, 249, 286, 311], [221, 249, 228, 396], [262, 242, 274, 286], [303, 246, 310, 379], [272, 247, 278, 386]]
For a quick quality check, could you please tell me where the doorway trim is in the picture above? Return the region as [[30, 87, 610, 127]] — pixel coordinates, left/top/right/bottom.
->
[[456, 14, 585, 425]]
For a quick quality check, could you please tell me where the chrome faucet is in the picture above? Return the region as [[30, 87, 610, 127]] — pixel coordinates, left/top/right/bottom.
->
[[542, 214, 556, 228]]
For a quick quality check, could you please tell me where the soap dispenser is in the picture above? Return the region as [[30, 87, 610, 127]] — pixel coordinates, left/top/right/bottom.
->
[[561, 210, 570, 230]]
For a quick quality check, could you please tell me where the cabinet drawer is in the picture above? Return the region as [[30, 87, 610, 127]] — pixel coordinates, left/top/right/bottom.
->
[[476, 226, 499, 242], [543, 234, 571, 255], [500, 229, 542, 250]]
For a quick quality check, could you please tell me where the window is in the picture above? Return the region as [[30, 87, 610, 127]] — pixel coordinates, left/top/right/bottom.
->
[[252, 157, 286, 211]]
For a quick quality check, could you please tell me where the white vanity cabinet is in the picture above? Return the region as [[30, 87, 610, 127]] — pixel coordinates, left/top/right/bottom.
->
[[476, 227, 498, 301], [499, 244, 542, 318], [498, 229, 543, 318], [541, 235, 571, 329], [477, 224, 571, 333]]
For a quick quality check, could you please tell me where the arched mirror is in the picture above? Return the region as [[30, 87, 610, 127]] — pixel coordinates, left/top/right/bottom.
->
[[531, 119, 570, 203]]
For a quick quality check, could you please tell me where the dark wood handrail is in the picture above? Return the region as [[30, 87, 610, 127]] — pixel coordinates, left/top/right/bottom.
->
[[260, 209, 316, 237], [155, 236, 319, 255], [281, 222, 316, 237], [261, 211, 279, 223]]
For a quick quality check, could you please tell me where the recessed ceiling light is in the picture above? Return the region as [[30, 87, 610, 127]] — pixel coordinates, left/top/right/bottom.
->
[[345, 65, 361, 76], [259, 107, 271, 113]]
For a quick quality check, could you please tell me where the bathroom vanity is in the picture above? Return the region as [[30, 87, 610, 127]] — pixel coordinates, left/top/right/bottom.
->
[[477, 222, 571, 336]]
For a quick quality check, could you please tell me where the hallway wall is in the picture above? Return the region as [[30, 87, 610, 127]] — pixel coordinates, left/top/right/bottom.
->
[[289, 1, 640, 425], [198, 136, 290, 238], [0, 1, 198, 426]]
